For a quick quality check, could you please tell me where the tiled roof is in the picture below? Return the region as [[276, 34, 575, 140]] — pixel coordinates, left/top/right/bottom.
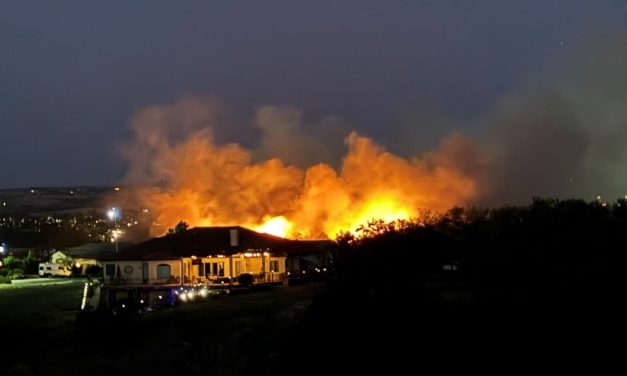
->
[[100, 226, 330, 261]]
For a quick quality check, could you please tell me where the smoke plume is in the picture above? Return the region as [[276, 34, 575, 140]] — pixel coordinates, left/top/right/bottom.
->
[[117, 33, 627, 238], [120, 99, 478, 239]]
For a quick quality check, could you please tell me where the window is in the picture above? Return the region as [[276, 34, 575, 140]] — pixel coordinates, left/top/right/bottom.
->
[[234, 261, 242, 276], [270, 260, 279, 273], [156, 264, 171, 279], [205, 263, 212, 277], [105, 264, 116, 276], [218, 262, 224, 277]]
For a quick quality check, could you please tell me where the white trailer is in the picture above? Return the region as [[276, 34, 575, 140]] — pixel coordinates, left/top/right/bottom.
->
[[38, 262, 71, 277]]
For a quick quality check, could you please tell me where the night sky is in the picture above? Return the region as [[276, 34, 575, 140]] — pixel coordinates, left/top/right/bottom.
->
[[2, 1, 626, 203]]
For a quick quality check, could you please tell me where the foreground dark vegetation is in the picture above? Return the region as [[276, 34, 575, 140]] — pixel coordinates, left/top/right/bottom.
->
[[284, 197, 625, 372]]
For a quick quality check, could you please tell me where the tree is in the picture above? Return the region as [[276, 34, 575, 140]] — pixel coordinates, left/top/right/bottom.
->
[[23, 250, 39, 274], [168, 220, 189, 235]]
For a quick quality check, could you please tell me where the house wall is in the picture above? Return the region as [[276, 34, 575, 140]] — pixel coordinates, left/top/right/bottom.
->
[[74, 257, 98, 267], [102, 261, 144, 284], [147, 260, 184, 284], [103, 254, 287, 286]]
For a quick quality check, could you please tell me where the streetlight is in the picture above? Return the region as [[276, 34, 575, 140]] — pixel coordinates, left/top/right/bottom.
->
[[107, 207, 119, 226], [108, 207, 121, 252]]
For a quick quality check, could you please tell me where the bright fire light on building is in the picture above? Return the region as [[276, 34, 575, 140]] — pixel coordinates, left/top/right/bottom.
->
[[254, 216, 293, 238]]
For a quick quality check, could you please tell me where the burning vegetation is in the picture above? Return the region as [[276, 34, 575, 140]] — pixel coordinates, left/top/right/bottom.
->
[[120, 100, 480, 239]]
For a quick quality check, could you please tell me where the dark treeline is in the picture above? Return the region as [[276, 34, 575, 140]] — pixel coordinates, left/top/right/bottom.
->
[[283, 198, 625, 373]]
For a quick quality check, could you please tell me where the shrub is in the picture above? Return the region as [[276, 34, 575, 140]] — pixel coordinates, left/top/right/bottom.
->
[[23, 251, 39, 274], [0, 268, 9, 277], [3, 256, 21, 270], [0, 276, 11, 284], [237, 273, 253, 286], [9, 268, 24, 280], [85, 265, 103, 278]]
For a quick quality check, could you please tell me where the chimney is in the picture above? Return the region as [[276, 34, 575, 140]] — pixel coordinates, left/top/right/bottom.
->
[[229, 228, 239, 247]]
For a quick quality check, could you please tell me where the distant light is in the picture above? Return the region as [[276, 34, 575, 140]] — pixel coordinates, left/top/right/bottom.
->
[[596, 195, 602, 200], [114, 187, 120, 191], [0, 246, 4, 253], [302, 270, 306, 274], [158, 295, 163, 300], [69, 190, 75, 195], [140, 300, 144, 304], [142, 208, 149, 213], [121, 304, 126, 308], [2, 202, 6, 207], [75, 262, 81, 268], [30, 189, 35, 194]]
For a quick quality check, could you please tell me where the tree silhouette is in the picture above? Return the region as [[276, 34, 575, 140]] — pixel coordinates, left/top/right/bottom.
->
[[168, 220, 189, 234]]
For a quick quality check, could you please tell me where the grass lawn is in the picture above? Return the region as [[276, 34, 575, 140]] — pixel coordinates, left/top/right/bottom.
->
[[0, 281, 323, 376]]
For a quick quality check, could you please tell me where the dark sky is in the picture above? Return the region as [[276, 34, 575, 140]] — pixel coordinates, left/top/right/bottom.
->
[[1, 1, 626, 189]]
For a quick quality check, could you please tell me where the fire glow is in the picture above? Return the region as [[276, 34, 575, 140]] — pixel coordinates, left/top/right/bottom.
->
[[122, 102, 479, 239]]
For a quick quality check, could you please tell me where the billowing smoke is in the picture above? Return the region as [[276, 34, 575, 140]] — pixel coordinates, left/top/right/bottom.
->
[[120, 99, 478, 239], [117, 33, 627, 238], [478, 32, 627, 205]]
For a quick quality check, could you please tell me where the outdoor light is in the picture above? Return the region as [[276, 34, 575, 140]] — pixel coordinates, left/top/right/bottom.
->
[[107, 207, 119, 221], [107, 208, 122, 252]]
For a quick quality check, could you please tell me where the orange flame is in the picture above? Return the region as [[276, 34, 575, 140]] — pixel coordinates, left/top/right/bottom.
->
[[253, 216, 293, 237], [123, 102, 480, 239]]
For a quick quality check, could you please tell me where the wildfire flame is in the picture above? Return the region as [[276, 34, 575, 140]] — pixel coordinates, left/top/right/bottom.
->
[[122, 101, 480, 239], [253, 216, 293, 238]]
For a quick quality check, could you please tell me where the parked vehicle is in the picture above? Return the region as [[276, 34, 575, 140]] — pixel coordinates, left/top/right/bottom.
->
[[208, 277, 232, 296], [38, 262, 71, 277]]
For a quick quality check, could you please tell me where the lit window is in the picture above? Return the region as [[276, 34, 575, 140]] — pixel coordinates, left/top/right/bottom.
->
[[270, 260, 279, 273]]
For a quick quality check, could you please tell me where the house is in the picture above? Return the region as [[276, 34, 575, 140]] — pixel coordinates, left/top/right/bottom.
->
[[284, 240, 333, 275], [98, 226, 326, 287], [51, 242, 130, 274]]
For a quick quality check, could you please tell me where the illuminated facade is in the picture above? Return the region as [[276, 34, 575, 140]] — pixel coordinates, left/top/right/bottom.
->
[[98, 226, 320, 286]]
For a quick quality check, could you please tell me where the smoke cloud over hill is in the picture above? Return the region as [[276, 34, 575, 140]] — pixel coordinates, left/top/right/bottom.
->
[[118, 33, 627, 238]]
